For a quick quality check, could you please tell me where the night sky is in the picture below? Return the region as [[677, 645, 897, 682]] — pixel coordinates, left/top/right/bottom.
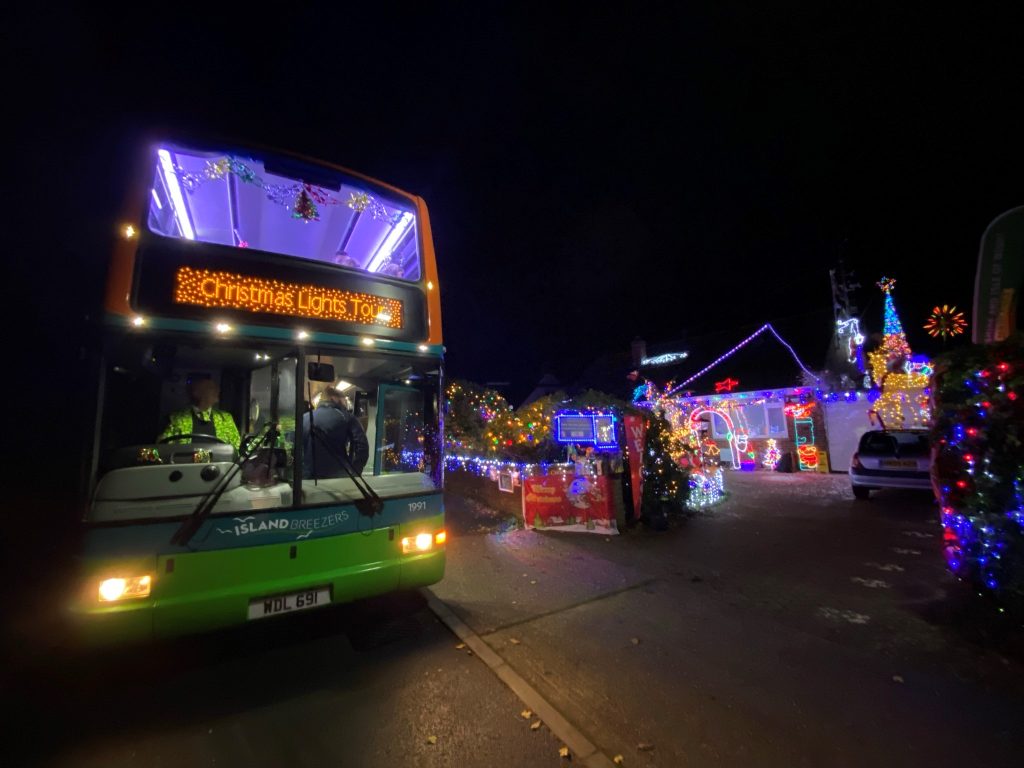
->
[[15, 5, 1023, 405]]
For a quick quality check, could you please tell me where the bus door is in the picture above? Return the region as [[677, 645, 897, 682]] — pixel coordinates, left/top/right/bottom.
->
[[374, 384, 426, 475]]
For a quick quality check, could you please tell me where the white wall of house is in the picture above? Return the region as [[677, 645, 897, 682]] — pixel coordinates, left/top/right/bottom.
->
[[823, 400, 873, 472]]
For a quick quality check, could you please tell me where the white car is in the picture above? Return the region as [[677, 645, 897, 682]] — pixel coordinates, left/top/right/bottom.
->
[[850, 429, 933, 500]]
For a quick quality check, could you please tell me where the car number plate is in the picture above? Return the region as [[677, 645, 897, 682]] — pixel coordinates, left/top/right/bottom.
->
[[881, 459, 917, 468], [248, 587, 331, 620]]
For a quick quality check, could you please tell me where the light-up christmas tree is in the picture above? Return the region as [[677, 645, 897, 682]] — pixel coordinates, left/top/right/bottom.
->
[[640, 413, 691, 526], [867, 277, 931, 428]]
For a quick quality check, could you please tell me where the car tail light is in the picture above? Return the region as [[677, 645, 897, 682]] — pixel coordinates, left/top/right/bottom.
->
[[851, 453, 862, 469]]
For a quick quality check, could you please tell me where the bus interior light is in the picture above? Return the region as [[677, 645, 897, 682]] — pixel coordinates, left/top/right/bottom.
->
[[366, 212, 414, 273], [157, 148, 195, 240], [98, 574, 152, 602]]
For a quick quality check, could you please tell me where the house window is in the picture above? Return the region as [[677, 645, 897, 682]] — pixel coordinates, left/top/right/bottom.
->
[[767, 405, 788, 437], [711, 402, 788, 439]]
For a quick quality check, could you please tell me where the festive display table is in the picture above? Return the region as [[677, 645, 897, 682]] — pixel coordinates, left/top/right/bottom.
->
[[522, 466, 618, 534]]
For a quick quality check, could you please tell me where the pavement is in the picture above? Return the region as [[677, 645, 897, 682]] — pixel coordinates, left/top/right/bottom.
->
[[430, 469, 1024, 767]]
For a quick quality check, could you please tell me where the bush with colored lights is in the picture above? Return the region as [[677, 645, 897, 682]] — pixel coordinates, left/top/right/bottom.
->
[[930, 334, 1024, 602]]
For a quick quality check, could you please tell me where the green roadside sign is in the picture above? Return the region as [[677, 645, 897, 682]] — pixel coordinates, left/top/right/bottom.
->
[[973, 206, 1024, 344]]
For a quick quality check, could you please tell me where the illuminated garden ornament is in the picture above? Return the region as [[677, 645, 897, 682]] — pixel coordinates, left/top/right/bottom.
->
[[867, 276, 931, 428], [877, 276, 911, 358], [924, 304, 968, 340]]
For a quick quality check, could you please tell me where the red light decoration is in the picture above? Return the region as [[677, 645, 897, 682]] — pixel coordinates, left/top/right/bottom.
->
[[784, 402, 815, 419], [796, 444, 819, 469], [715, 378, 740, 393]]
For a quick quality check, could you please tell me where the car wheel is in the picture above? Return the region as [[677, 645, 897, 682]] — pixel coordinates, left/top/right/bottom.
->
[[853, 485, 871, 500]]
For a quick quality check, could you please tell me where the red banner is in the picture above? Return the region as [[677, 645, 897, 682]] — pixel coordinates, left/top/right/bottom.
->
[[522, 473, 616, 534], [624, 414, 646, 516]]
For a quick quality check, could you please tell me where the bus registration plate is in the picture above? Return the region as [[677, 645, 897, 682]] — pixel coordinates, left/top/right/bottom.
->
[[248, 587, 331, 620]]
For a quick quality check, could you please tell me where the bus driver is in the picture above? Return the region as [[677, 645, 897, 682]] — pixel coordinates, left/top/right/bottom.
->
[[158, 377, 241, 450]]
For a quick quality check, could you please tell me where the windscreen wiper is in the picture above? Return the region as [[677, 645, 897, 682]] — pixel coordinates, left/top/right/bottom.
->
[[309, 426, 383, 517], [170, 423, 274, 547]]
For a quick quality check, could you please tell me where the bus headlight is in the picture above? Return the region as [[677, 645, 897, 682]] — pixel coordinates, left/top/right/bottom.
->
[[401, 531, 446, 554], [98, 575, 152, 602]]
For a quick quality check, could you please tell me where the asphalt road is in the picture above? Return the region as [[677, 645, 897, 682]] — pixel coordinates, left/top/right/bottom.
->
[[6, 591, 566, 767], [434, 471, 1024, 767], [7, 472, 1023, 767]]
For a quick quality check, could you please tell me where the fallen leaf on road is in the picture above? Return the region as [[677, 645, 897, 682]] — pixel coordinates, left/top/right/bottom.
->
[[521, 709, 532, 719], [637, 743, 654, 751], [864, 561, 905, 572], [455, 643, 466, 650], [630, 637, 640, 645], [558, 746, 571, 759], [531, 721, 542, 731], [817, 606, 870, 625], [613, 756, 624, 765], [509, 637, 521, 645], [850, 577, 890, 589], [892, 675, 905, 684], [427, 735, 438, 745]]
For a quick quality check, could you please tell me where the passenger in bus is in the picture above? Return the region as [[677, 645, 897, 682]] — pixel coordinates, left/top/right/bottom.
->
[[302, 386, 369, 478], [158, 378, 241, 450]]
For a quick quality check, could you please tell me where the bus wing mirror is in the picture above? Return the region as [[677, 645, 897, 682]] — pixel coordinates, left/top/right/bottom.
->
[[307, 362, 335, 382]]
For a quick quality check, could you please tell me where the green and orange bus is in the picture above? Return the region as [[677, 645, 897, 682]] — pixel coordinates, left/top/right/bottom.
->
[[71, 136, 446, 644]]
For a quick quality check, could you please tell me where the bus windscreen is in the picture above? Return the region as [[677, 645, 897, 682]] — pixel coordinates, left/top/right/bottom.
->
[[148, 145, 421, 282]]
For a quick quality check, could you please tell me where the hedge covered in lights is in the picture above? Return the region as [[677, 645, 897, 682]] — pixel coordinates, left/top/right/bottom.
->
[[931, 334, 1024, 600]]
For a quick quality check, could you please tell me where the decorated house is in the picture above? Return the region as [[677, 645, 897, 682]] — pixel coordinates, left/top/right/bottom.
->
[[630, 277, 937, 474], [631, 323, 835, 471]]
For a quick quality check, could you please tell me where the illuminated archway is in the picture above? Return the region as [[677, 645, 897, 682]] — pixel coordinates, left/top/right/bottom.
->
[[689, 408, 740, 469]]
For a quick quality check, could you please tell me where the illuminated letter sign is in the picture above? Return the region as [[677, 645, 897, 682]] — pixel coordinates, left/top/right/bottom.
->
[[174, 267, 404, 329]]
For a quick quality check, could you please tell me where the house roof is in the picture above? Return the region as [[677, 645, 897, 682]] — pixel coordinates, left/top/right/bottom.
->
[[640, 322, 824, 397]]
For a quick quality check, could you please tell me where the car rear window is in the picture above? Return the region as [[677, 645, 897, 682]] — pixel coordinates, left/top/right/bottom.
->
[[858, 431, 930, 457]]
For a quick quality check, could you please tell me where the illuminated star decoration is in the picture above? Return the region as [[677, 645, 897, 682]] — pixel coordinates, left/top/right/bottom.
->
[[347, 192, 371, 212], [715, 377, 740, 393], [924, 305, 968, 339]]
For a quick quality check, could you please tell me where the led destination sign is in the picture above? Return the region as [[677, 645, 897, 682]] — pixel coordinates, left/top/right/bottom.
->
[[174, 266, 404, 329]]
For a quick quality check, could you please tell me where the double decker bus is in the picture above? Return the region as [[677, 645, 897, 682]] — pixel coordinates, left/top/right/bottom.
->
[[72, 136, 445, 644]]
